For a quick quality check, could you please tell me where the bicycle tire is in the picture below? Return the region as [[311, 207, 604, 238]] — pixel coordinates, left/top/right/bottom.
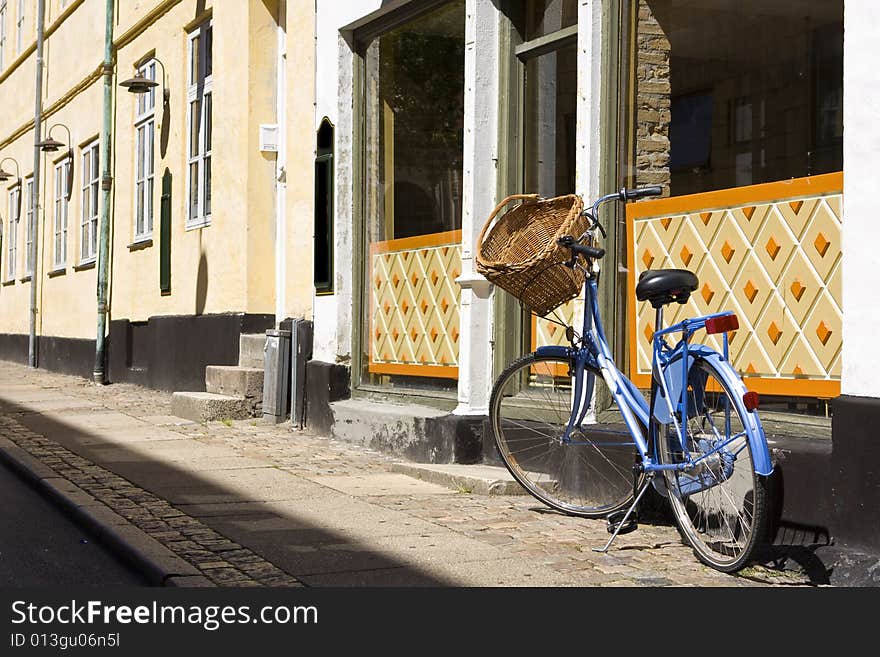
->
[[657, 357, 769, 572], [490, 352, 642, 518]]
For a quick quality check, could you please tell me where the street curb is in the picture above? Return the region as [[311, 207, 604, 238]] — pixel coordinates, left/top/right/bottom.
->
[[391, 462, 527, 496], [0, 436, 212, 587]]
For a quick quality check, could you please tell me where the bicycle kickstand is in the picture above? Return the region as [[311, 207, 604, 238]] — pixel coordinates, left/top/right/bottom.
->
[[592, 473, 655, 554]]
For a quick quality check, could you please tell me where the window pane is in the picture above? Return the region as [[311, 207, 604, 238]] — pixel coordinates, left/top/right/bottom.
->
[[204, 156, 211, 216], [512, 0, 578, 41], [191, 34, 200, 85], [147, 121, 155, 175], [524, 43, 577, 197], [136, 181, 144, 234], [190, 99, 201, 156], [146, 177, 154, 233], [205, 25, 212, 78], [136, 126, 145, 179], [634, 0, 843, 196], [190, 161, 199, 220], [204, 94, 212, 152]]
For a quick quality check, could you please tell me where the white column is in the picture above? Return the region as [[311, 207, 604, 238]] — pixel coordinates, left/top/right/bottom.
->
[[842, 1, 880, 398], [454, 0, 500, 416], [576, 0, 604, 202]]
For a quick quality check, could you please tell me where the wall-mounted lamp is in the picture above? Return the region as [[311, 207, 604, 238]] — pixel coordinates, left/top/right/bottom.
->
[[36, 124, 74, 201], [0, 156, 22, 184], [0, 156, 23, 218], [120, 57, 170, 103]]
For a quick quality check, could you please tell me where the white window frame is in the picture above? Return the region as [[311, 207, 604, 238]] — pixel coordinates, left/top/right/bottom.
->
[[186, 20, 212, 228], [24, 175, 33, 276], [1, 2, 8, 71], [7, 184, 19, 281], [15, 0, 23, 54], [134, 59, 156, 241], [80, 139, 99, 263], [53, 157, 70, 269]]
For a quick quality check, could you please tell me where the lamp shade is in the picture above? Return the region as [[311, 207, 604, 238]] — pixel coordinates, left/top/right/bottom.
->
[[120, 75, 159, 94]]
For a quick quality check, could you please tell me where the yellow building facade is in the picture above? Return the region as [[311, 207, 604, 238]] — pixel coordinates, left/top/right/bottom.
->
[[0, 0, 314, 390]]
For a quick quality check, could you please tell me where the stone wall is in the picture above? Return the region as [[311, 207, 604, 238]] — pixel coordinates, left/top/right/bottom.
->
[[635, 0, 671, 194]]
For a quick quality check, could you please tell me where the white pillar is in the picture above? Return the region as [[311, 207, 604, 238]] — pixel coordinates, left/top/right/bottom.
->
[[576, 0, 604, 202], [842, 1, 880, 398], [454, 0, 500, 416]]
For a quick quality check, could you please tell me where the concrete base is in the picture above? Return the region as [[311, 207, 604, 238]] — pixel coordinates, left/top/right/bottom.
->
[[304, 360, 350, 434], [831, 395, 880, 553], [329, 398, 482, 464], [171, 391, 249, 423]]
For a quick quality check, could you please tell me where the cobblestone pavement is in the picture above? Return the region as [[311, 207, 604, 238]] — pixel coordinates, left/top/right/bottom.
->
[[0, 363, 806, 587]]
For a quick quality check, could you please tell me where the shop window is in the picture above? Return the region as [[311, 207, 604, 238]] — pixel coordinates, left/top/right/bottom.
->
[[360, 0, 465, 393], [626, 1, 844, 413], [632, 0, 843, 196]]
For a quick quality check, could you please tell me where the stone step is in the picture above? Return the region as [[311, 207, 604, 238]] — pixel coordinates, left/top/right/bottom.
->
[[239, 333, 267, 369], [171, 392, 250, 423], [206, 365, 263, 399], [390, 462, 526, 496], [329, 398, 482, 464]]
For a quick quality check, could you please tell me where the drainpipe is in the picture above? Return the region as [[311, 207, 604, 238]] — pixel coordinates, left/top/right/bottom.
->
[[28, 0, 46, 368], [93, 0, 115, 384]]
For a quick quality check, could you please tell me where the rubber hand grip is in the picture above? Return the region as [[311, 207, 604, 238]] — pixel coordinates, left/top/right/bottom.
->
[[623, 186, 663, 200]]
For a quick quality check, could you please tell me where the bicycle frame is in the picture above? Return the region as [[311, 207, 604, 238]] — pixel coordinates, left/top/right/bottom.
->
[[534, 275, 773, 479]]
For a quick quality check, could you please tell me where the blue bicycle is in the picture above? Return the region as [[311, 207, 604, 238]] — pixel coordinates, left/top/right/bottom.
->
[[489, 187, 774, 572]]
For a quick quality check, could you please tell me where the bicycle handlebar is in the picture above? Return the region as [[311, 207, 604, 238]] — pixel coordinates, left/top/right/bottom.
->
[[621, 185, 663, 200], [557, 235, 605, 261]]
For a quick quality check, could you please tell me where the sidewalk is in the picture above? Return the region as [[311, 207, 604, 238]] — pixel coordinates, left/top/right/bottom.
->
[[0, 362, 803, 587]]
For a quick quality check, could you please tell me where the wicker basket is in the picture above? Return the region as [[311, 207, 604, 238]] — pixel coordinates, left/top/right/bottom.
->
[[475, 193, 589, 317]]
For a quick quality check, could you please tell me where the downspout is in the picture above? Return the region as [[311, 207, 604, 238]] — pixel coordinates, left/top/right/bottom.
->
[[93, 0, 115, 384], [28, 0, 46, 368]]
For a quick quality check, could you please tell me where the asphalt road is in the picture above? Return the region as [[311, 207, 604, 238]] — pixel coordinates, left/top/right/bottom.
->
[[0, 460, 149, 586]]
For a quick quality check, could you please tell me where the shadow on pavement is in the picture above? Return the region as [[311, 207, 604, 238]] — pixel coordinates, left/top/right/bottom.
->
[[0, 394, 452, 587]]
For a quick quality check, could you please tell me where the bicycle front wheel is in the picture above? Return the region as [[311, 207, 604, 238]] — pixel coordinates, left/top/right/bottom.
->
[[658, 358, 768, 572], [490, 353, 641, 518]]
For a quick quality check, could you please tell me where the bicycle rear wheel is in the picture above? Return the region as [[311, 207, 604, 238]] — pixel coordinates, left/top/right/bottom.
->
[[658, 357, 768, 572], [490, 352, 641, 518]]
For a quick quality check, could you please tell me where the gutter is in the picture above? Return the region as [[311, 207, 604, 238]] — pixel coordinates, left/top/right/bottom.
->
[[93, 0, 115, 384]]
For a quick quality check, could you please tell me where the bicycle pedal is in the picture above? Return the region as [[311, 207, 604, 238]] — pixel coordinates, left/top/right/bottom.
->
[[606, 510, 638, 535]]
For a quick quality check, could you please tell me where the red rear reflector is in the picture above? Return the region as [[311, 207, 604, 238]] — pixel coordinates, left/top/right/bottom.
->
[[743, 391, 759, 411], [705, 314, 739, 334]]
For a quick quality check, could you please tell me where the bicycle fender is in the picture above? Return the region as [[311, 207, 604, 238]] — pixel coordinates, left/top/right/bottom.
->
[[654, 344, 773, 477], [534, 346, 571, 360]]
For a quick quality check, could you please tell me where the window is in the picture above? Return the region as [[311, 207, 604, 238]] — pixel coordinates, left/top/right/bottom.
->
[[314, 119, 334, 294], [16, 0, 23, 54], [1, 2, 7, 71], [187, 21, 212, 227], [632, 0, 843, 196], [7, 185, 19, 280], [81, 140, 99, 262], [513, 0, 578, 198], [360, 0, 465, 392], [24, 176, 33, 275], [134, 59, 156, 240], [53, 158, 70, 268]]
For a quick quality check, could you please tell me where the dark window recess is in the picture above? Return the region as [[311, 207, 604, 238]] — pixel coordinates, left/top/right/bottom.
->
[[160, 168, 172, 294], [314, 118, 334, 294]]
